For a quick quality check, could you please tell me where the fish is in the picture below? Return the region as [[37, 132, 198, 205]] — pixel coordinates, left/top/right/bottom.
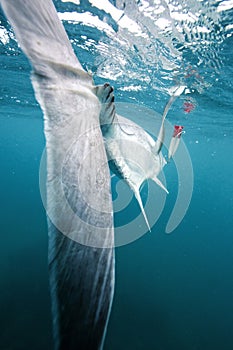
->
[[0, 0, 114, 349], [96, 84, 185, 231]]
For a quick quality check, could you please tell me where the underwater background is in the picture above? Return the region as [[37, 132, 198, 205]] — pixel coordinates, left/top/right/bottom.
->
[[0, 0, 233, 349]]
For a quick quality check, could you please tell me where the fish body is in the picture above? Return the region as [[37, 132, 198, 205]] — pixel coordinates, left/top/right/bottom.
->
[[96, 84, 168, 231]]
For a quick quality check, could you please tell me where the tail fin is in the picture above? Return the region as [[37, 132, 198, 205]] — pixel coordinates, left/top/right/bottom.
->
[[133, 187, 151, 232], [130, 177, 169, 233], [151, 176, 169, 194]]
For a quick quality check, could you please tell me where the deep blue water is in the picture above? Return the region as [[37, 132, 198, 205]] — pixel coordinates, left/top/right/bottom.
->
[[1, 1, 233, 349]]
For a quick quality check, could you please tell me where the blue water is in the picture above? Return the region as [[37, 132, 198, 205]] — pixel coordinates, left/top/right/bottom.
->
[[1, 1, 233, 349]]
